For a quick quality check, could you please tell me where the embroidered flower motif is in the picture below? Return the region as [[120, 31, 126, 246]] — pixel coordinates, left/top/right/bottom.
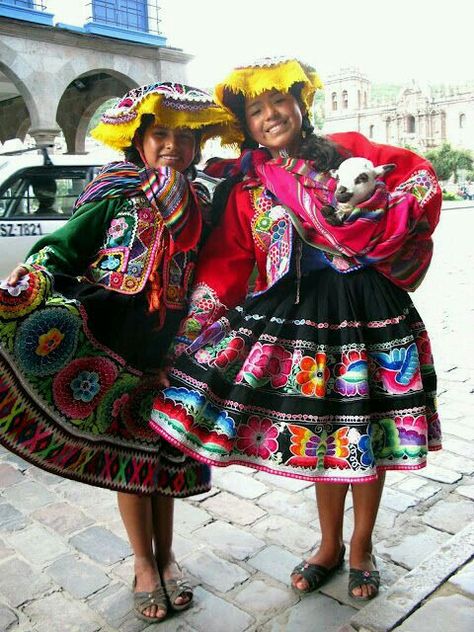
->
[[35, 327, 64, 357], [53, 357, 117, 419], [334, 350, 369, 396], [236, 415, 279, 459], [395, 414, 427, 447], [194, 349, 213, 364], [296, 352, 330, 397], [138, 208, 153, 222], [214, 337, 246, 369], [151, 387, 236, 454], [357, 433, 375, 467], [0, 270, 51, 320], [100, 255, 121, 271], [110, 272, 123, 288], [129, 261, 144, 277], [15, 307, 81, 376], [238, 342, 292, 388], [70, 371, 100, 402], [108, 218, 128, 239], [370, 344, 422, 394], [414, 330, 434, 373], [0, 275, 30, 297]]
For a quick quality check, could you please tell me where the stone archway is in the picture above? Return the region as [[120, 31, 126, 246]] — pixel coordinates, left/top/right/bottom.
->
[[56, 70, 137, 153], [0, 59, 38, 144]]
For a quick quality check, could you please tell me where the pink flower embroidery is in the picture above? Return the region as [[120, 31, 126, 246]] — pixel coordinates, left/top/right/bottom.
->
[[214, 337, 246, 369], [236, 415, 279, 459], [238, 342, 292, 388], [108, 217, 128, 239]]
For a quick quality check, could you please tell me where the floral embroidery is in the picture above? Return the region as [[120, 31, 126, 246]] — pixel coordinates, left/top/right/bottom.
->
[[35, 328, 65, 357], [71, 371, 101, 403], [334, 350, 369, 397], [15, 307, 81, 376], [53, 357, 118, 419], [296, 352, 330, 397], [237, 342, 292, 388], [370, 343, 422, 394], [100, 254, 121, 271], [0, 270, 52, 321], [236, 415, 279, 459], [108, 217, 128, 239], [414, 330, 434, 374], [0, 276, 30, 297], [214, 337, 246, 369]]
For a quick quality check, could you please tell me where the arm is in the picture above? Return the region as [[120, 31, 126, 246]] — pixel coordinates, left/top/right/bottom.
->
[[25, 198, 120, 275], [173, 184, 256, 350]]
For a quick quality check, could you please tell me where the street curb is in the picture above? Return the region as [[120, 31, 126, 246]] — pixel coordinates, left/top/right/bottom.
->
[[348, 522, 474, 632]]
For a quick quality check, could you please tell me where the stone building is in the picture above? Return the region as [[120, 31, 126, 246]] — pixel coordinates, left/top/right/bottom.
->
[[322, 67, 474, 152], [0, 0, 191, 152]]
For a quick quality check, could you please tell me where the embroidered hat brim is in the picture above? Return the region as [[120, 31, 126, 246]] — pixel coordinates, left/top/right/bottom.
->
[[91, 82, 235, 151], [214, 57, 323, 147]]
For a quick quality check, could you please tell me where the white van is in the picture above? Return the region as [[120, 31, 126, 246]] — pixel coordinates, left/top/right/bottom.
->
[[0, 147, 219, 278]]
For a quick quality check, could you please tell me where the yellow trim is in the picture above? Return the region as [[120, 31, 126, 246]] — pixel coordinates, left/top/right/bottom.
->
[[90, 92, 234, 151]]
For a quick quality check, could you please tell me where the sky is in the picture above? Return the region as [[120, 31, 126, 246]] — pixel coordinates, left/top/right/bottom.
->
[[157, 0, 473, 89]]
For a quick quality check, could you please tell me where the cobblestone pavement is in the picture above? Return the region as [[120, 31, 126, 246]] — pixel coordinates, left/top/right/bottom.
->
[[0, 206, 473, 632]]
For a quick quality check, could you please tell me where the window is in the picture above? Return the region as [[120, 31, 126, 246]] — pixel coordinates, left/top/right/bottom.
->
[[459, 113, 466, 128], [369, 125, 375, 138], [2, 1, 35, 7], [92, 0, 148, 32], [342, 90, 348, 109], [331, 92, 338, 111], [0, 168, 91, 218], [407, 115, 416, 134]]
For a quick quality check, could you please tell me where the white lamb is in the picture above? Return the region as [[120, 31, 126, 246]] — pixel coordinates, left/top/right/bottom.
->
[[322, 158, 396, 225]]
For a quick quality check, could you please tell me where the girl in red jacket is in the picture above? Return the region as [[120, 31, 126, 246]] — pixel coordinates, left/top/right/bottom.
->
[[150, 59, 442, 600]]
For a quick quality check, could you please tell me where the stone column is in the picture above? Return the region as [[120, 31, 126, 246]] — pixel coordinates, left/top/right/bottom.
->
[[28, 127, 61, 148]]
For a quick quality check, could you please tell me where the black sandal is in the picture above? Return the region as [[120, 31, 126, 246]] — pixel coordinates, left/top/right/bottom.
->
[[348, 556, 380, 601], [291, 545, 346, 594]]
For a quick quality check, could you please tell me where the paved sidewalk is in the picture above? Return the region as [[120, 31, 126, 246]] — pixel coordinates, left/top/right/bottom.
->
[[0, 207, 472, 632]]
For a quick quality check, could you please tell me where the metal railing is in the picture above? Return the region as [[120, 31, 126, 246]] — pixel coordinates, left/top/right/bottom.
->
[[0, 0, 48, 10], [86, 0, 161, 35]]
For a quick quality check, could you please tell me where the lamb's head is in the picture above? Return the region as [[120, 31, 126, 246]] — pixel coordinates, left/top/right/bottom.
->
[[334, 157, 396, 205]]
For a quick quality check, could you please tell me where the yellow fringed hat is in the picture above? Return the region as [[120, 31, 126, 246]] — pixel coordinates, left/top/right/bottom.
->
[[91, 81, 235, 151], [214, 57, 323, 147]]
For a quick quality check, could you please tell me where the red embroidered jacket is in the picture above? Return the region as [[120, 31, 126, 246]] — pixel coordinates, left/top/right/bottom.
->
[[175, 132, 441, 349]]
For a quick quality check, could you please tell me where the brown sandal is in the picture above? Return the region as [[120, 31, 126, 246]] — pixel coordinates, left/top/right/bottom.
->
[[132, 577, 168, 622], [161, 563, 193, 612]]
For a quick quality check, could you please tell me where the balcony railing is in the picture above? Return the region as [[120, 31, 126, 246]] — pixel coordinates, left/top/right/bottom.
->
[[0, 0, 53, 25], [86, 0, 162, 35]]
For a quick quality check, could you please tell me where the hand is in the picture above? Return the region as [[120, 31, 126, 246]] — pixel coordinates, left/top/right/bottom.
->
[[7, 265, 29, 286]]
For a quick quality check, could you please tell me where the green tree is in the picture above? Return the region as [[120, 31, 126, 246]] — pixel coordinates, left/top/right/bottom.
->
[[425, 143, 473, 182]]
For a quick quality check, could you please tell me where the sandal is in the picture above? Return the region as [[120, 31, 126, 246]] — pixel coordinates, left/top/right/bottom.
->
[[132, 577, 168, 622], [291, 545, 346, 594], [348, 556, 380, 601], [162, 564, 193, 612]]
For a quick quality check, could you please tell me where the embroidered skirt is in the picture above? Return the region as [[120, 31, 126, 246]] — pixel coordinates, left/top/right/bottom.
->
[[0, 270, 211, 496], [150, 267, 441, 483]]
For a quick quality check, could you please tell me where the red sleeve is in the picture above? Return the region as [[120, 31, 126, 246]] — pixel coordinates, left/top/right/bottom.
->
[[194, 184, 256, 308], [172, 184, 256, 350]]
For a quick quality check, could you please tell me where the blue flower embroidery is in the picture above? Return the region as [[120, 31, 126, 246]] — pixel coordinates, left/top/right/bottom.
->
[[70, 371, 100, 402]]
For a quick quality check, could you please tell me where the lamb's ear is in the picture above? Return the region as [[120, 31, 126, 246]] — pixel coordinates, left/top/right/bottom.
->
[[374, 163, 396, 177], [329, 168, 339, 178]]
